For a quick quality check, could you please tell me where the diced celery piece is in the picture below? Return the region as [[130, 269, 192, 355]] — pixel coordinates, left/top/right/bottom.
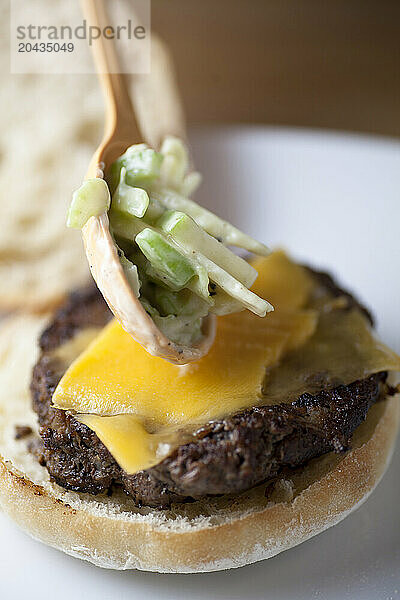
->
[[209, 287, 244, 316], [107, 145, 163, 193], [136, 229, 195, 290], [161, 137, 188, 166], [112, 167, 149, 218], [138, 232, 211, 303], [160, 154, 184, 190], [159, 137, 202, 195], [195, 253, 273, 317], [155, 288, 185, 315], [109, 209, 146, 241], [67, 178, 110, 229], [145, 263, 183, 292], [181, 171, 202, 197], [155, 288, 209, 318], [119, 255, 141, 297], [140, 296, 204, 346], [143, 197, 165, 224], [151, 187, 270, 256], [187, 263, 213, 305], [159, 137, 188, 189], [158, 210, 257, 287]]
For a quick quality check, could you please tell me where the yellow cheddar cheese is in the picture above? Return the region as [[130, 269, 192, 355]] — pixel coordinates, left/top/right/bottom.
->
[[264, 307, 400, 402], [53, 309, 317, 422], [52, 252, 319, 472], [251, 251, 314, 310], [76, 413, 177, 473], [51, 251, 400, 475]]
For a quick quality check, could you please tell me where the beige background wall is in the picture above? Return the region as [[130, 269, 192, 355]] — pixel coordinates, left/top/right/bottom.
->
[[152, 0, 400, 137]]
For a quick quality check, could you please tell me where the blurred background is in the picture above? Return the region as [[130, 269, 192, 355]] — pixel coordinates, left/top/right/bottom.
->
[[151, 0, 400, 137]]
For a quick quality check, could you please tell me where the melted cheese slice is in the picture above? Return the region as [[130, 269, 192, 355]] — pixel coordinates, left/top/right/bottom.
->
[[52, 251, 400, 474], [264, 307, 400, 402], [251, 251, 314, 309], [55, 309, 317, 421], [52, 251, 318, 472]]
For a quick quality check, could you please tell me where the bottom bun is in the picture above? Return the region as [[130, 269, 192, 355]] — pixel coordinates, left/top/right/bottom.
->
[[0, 314, 398, 573]]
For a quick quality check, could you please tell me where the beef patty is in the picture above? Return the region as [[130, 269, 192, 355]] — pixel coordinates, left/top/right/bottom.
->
[[30, 272, 392, 507]]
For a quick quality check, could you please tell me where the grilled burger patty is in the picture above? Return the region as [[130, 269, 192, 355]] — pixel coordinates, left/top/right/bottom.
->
[[30, 273, 391, 508]]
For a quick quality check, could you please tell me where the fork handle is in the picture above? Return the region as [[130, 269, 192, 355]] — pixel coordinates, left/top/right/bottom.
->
[[81, 0, 186, 150], [81, 0, 138, 138]]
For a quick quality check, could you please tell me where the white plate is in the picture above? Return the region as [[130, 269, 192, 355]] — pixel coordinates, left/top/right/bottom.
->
[[1, 127, 399, 599]]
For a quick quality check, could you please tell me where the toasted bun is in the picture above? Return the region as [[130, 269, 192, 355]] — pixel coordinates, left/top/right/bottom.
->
[[0, 314, 398, 573]]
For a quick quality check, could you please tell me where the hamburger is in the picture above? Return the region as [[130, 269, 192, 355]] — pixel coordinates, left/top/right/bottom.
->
[[0, 138, 399, 573]]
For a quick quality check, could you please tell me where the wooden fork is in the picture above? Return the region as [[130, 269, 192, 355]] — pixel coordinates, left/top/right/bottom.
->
[[79, 0, 216, 364]]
